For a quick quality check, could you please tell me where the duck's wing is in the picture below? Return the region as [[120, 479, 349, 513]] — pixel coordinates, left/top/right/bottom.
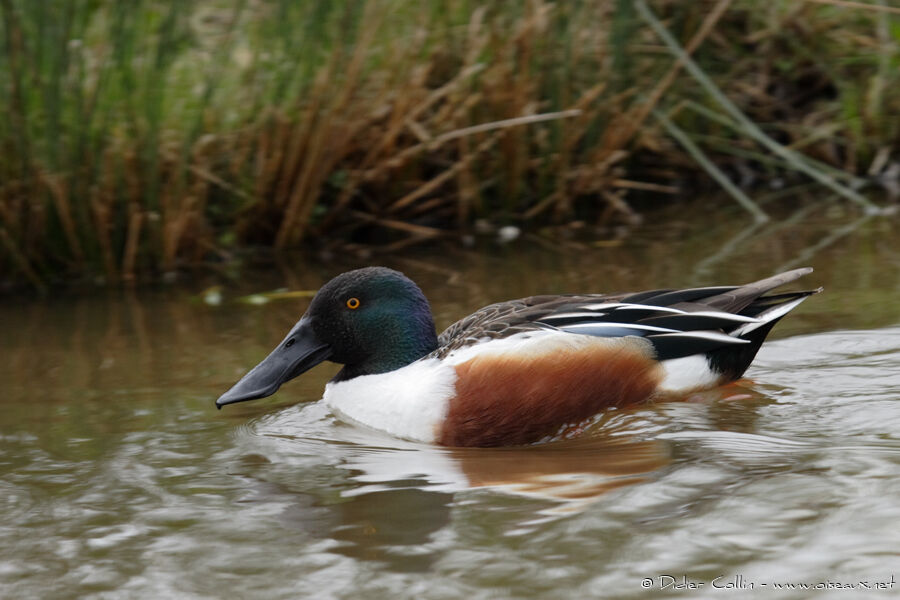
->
[[433, 291, 675, 358], [436, 268, 819, 365]]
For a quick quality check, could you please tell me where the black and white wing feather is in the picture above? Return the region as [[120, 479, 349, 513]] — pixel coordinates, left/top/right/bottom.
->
[[434, 268, 819, 372]]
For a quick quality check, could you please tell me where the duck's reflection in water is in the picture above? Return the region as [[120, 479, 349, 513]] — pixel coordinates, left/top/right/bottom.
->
[[339, 434, 670, 510], [241, 405, 670, 571], [330, 435, 670, 569]]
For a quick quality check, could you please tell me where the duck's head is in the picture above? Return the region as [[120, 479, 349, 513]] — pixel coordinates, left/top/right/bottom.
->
[[216, 267, 438, 408]]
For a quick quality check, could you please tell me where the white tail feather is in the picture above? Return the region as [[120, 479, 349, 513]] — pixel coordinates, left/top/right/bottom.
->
[[730, 296, 810, 337]]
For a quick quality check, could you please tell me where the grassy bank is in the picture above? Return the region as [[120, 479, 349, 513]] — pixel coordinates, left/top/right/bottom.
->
[[1, 0, 898, 288]]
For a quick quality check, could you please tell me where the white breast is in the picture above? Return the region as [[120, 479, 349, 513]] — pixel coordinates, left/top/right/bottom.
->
[[322, 358, 458, 443]]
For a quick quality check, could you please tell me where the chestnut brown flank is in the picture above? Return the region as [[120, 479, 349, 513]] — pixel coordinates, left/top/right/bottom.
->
[[438, 339, 663, 447]]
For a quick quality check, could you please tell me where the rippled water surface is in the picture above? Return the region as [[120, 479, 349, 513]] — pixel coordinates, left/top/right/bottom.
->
[[2, 206, 900, 598]]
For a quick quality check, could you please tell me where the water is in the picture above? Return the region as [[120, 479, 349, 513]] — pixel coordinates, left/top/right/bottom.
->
[[2, 204, 900, 599]]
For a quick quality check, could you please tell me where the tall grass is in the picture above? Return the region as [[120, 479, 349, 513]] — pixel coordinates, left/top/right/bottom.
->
[[1, 0, 898, 287]]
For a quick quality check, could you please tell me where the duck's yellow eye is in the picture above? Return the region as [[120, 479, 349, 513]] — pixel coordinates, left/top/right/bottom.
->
[[346, 297, 360, 310]]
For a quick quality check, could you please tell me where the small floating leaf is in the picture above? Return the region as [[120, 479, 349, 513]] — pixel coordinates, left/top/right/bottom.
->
[[235, 289, 317, 305], [238, 294, 270, 306]]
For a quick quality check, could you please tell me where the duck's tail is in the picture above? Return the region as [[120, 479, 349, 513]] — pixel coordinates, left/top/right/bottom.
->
[[704, 270, 822, 380]]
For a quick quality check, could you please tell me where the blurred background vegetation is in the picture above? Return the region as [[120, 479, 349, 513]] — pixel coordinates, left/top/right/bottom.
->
[[1, 0, 898, 288]]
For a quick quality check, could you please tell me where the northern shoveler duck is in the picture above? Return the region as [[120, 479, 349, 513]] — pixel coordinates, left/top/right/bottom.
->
[[216, 267, 820, 447]]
